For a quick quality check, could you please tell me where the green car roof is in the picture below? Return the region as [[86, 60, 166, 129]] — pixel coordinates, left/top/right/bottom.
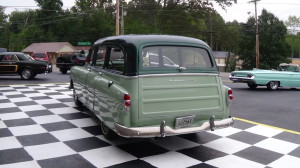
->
[[94, 35, 210, 47]]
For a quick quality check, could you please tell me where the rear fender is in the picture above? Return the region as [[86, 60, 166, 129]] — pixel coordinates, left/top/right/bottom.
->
[[92, 76, 130, 130]]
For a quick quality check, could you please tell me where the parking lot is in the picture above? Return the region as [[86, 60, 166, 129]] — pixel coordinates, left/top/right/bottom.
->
[[1, 72, 300, 167]]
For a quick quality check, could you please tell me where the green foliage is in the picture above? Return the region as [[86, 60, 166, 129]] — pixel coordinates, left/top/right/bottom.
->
[[259, 9, 290, 69], [285, 16, 300, 58], [0, 0, 250, 57], [0, 6, 8, 49], [285, 15, 300, 35], [239, 9, 290, 70], [286, 35, 300, 58]]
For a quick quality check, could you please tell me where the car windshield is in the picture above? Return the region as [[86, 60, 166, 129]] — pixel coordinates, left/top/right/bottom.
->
[[279, 64, 299, 72], [142, 46, 212, 69], [18, 53, 35, 61]]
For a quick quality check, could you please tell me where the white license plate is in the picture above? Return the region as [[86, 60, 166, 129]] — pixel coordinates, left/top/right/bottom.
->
[[175, 115, 195, 129]]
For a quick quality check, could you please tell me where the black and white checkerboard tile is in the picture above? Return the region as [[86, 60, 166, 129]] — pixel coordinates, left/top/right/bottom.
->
[[1, 84, 300, 168]]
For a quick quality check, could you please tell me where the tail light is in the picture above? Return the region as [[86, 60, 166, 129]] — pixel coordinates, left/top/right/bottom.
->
[[228, 89, 234, 100], [75, 59, 80, 63], [124, 94, 131, 107]]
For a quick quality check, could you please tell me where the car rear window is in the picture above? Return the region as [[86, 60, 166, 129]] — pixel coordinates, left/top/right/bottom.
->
[[141, 46, 213, 69], [33, 53, 46, 58]]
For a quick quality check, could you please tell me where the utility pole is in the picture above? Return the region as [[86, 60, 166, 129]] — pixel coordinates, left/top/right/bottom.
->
[[116, 0, 120, 35], [250, 0, 260, 68], [120, 5, 124, 35]]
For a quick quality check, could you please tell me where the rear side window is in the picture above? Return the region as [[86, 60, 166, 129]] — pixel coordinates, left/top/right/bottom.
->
[[0, 55, 18, 62], [106, 47, 125, 73], [142, 46, 212, 69], [94, 47, 106, 67], [93, 46, 125, 74]]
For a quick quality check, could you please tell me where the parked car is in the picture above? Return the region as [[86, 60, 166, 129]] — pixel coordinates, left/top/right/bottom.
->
[[31, 52, 52, 72], [0, 52, 51, 79], [229, 64, 300, 90], [56, 52, 86, 74], [0, 48, 7, 53], [70, 35, 234, 139]]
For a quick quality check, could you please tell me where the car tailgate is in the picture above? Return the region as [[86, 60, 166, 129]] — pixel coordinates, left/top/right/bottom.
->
[[137, 73, 225, 125]]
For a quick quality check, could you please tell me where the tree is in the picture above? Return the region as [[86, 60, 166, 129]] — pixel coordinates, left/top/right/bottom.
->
[[0, 6, 8, 49], [9, 10, 38, 34], [285, 16, 300, 58], [1, 0, 237, 52], [285, 15, 300, 35], [34, 0, 63, 31], [239, 9, 290, 69]]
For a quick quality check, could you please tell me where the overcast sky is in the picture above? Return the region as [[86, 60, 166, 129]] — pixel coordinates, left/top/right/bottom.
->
[[1, 0, 299, 23]]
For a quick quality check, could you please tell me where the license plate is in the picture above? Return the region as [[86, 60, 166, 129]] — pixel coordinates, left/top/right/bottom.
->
[[175, 115, 195, 129]]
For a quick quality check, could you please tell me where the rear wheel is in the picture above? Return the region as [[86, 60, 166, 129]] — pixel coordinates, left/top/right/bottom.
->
[[247, 83, 258, 89], [60, 68, 68, 74], [267, 81, 279, 90], [100, 121, 117, 140], [20, 68, 34, 80], [73, 89, 83, 107]]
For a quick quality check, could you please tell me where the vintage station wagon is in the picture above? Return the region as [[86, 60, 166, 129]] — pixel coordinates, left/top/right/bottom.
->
[[70, 35, 234, 139]]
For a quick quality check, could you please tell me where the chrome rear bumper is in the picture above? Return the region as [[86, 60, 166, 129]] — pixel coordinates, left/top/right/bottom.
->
[[114, 117, 234, 138]]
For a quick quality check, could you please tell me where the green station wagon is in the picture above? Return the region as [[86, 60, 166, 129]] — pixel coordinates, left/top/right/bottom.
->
[[70, 35, 234, 139]]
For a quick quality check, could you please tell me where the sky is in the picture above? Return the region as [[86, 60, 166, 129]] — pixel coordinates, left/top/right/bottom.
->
[[212, 0, 300, 23], [0, 0, 299, 23]]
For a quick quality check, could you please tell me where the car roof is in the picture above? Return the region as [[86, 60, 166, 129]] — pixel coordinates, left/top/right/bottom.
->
[[94, 35, 209, 47]]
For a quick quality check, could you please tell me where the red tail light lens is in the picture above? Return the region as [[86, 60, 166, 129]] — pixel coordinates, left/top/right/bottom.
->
[[228, 89, 234, 100], [124, 94, 131, 107]]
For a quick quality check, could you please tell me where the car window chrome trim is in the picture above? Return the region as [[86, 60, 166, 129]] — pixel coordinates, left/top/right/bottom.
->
[[95, 69, 220, 79], [139, 73, 220, 78]]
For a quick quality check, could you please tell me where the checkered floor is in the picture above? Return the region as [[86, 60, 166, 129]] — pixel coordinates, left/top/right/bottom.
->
[[1, 84, 300, 168]]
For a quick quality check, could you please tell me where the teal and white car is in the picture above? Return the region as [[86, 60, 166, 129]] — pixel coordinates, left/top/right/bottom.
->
[[70, 35, 234, 139], [230, 64, 300, 90]]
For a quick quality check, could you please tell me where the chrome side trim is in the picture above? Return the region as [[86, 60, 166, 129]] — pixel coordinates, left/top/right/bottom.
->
[[97, 69, 220, 79], [114, 117, 234, 138], [229, 76, 255, 83], [139, 73, 220, 78]]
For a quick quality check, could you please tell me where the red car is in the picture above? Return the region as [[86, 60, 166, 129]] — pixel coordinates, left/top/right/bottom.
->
[[31, 52, 52, 72]]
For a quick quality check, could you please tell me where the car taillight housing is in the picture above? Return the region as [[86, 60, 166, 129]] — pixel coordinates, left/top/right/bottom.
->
[[124, 93, 131, 107], [228, 89, 234, 100], [247, 74, 253, 78]]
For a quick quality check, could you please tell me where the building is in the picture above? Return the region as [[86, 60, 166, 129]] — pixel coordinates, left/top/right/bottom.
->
[[292, 58, 300, 66], [213, 51, 242, 72], [22, 42, 76, 63]]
